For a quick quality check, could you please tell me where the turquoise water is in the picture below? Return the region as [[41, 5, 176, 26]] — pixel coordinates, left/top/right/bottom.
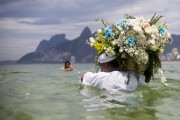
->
[[0, 63, 180, 120]]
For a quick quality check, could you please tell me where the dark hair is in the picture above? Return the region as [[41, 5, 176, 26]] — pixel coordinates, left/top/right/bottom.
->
[[64, 60, 71, 64], [108, 59, 119, 68], [109, 58, 128, 71]]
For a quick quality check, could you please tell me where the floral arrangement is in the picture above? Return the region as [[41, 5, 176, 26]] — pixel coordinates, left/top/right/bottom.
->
[[86, 13, 172, 86]]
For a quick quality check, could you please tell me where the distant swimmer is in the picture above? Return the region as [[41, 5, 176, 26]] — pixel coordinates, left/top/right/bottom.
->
[[61, 60, 73, 71]]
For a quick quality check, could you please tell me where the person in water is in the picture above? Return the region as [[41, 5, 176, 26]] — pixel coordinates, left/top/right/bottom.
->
[[81, 53, 151, 92], [61, 60, 73, 71]]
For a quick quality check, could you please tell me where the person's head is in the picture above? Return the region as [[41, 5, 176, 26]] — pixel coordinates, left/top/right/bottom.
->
[[99, 59, 120, 72], [98, 53, 119, 72], [64, 60, 71, 68]]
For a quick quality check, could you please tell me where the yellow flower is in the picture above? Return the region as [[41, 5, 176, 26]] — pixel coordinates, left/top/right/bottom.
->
[[158, 48, 164, 53], [93, 42, 104, 53]]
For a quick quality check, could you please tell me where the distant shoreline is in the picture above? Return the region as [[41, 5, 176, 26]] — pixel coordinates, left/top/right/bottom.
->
[[162, 61, 180, 64]]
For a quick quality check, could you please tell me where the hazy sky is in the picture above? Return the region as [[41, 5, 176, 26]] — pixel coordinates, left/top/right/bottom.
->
[[0, 0, 179, 61]]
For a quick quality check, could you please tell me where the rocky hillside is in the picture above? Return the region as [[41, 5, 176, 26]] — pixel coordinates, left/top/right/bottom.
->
[[17, 27, 97, 63]]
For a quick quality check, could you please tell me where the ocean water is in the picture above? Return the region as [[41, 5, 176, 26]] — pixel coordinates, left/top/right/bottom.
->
[[0, 63, 179, 120]]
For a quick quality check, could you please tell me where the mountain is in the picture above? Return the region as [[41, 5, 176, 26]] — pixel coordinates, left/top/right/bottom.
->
[[55, 27, 96, 62], [36, 34, 67, 52], [17, 27, 180, 64], [17, 27, 97, 63]]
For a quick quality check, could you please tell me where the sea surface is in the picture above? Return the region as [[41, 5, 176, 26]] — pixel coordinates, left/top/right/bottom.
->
[[0, 63, 180, 120]]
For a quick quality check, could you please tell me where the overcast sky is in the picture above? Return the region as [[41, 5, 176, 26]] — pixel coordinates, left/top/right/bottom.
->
[[0, 0, 179, 61]]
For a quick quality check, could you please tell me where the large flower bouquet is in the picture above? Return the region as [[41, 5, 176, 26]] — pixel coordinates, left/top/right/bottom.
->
[[87, 13, 172, 86]]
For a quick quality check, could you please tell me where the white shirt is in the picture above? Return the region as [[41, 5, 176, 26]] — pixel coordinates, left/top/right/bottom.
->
[[82, 71, 146, 92]]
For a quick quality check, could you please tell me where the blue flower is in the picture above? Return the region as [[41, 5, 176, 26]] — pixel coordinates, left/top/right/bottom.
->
[[158, 26, 165, 35], [116, 19, 126, 28], [104, 27, 113, 38], [126, 37, 136, 46]]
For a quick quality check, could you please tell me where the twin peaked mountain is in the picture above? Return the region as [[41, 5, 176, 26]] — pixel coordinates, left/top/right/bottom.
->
[[17, 27, 97, 63]]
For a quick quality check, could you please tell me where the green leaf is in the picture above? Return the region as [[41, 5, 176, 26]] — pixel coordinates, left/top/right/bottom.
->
[[95, 18, 110, 27], [149, 13, 164, 25], [125, 14, 136, 19]]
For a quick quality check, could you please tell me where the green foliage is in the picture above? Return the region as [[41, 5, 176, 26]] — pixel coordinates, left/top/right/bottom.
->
[[125, 14, 136, 19], [149, 13, 164, 25], [95, 18, 110, 27]]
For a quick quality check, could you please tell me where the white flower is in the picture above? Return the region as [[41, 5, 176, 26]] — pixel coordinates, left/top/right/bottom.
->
[[150, 45, 158, 51], [167, 32, 171, 38], [134, 51, 138, 55], [159, 48, 164, 53], [158, 68, 163, 76], [88, 37, 96, 46], [116, 26, 122, 30], [127, 48, 134, 53], [145, 25, 158, 34], [112, 39, 119, 45], [160, 76, 167, 82], [121, 31, 125, 35], [148, 39, 155, 45], [89, 37, 96, 43], [158, 68, 168, 86], [139, 17, 145, 22], [151, 34, 157, 39], [105, 48, 116, 57], [126, 48, 135, 57], [97, 29, 102, 33], [127, 19, 140, 26], [119, 48, 124, 53], [124, 48, 128, 52], [133, 25, 143, 33], [134, 49, 149, 64]]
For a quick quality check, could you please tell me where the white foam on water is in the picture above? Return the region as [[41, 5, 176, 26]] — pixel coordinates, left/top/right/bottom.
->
[[25, 92, 30, 96]]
